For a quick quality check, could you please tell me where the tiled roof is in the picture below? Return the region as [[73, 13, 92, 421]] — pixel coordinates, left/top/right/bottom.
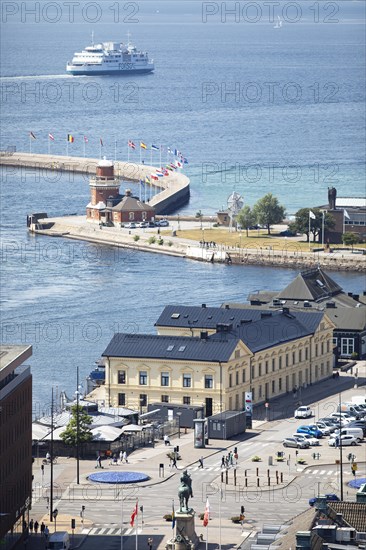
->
[[111, 196, 154, 212], [327, 502, 366, 533], [277, 268, 343, 301], [102, 333, 240, 362]]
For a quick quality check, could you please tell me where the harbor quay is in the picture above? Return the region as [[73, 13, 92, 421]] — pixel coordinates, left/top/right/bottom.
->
[[26, 365, 366, 550]]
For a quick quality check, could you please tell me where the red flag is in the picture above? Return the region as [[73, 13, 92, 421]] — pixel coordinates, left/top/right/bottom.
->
[[203, 498, 210, 527], [48, 133, 55, 141], [84, 136, 88, 143], [128, 140, 136, 149], [130, 502, 138, 527]]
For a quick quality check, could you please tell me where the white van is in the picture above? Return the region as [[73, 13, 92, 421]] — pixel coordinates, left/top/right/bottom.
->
[[48, 531, 70, 550], [294, 406, 312, 419], [334, 427, 364, 443]]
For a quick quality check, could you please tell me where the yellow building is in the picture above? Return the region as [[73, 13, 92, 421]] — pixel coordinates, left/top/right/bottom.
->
[[102, 305, 334, 416]]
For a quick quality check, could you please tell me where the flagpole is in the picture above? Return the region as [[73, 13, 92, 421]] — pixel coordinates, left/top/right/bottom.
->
[[219, 481, 222, 550], [115, 139, 117, 161], [322, 210, 325, 246], [66, 140, 69, 157], [29, 134, 32, 154], [48, 136, 50, 156], [100, 141, 102, 159], [139, 180, 142, 201], [83, 139, 86, 158], [150, 148, 152, 166], [139, 146, 141, 164], [135, 499, 138, 550], [308, 211, 311, 251], [159, 146, 162, 168], [127, 142, 130, 162], [120, 488, 124, 550]]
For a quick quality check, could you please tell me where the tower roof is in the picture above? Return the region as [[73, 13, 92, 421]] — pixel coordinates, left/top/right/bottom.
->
[[98, 158, 113, 168]]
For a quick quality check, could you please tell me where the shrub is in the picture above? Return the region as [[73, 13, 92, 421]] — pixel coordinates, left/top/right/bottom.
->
[[158, 239, 164, 245], [163, 514, 172, 521], [168, 241, 173, 247], [167, 451, 181, 460], [212, 223, 219, 227], [251, 456, 261, 462], [148, 236, 156, 245], [133, 235, 140, 242], [351, 352, 359, 360], [230, 516, 241, 524]]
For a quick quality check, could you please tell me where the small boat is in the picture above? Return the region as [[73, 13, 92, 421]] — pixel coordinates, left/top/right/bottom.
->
[[274, 16, 283, 28]]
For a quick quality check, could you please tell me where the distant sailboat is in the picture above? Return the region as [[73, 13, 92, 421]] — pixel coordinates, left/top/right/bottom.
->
[[274, 16, 283, 28]]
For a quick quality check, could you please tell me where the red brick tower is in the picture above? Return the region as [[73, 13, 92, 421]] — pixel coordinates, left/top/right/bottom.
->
[[86, 158, 120, 221]]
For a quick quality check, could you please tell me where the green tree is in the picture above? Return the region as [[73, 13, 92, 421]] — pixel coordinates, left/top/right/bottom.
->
[[60, 405, 93, 451], [342, 232, 359, 249], [195, 210, 203, 228], [236, 205, 256, 237], [291, 208, 335, 243], [252, 193, 286, 235]]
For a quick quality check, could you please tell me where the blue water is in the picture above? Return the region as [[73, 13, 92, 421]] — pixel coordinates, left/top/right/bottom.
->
[[0, 1, 365, 411]]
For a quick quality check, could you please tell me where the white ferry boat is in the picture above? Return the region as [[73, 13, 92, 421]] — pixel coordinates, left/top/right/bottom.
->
[[66, 34, 154, 76]]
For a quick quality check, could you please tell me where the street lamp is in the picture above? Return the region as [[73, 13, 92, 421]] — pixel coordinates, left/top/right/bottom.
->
[[177, 412, 182, 439], [75, 367, 82, 485]]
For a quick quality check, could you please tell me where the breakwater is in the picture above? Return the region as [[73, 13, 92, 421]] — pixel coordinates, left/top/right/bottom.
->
[[0, 152, 190, 215]]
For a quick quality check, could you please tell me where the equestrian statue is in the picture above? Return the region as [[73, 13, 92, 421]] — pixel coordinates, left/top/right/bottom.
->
[[178, 469, 193, 512]]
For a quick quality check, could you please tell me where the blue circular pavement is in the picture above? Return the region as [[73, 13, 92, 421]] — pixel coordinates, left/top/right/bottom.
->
[[348, 478, 366, 489], [88, 471, 150, 484]]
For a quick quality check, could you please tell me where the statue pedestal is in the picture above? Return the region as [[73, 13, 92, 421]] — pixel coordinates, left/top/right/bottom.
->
[[166, 509, 200, 550]]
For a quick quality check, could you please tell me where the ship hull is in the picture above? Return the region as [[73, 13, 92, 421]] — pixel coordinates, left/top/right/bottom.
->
[[66, 66, 154, 76]]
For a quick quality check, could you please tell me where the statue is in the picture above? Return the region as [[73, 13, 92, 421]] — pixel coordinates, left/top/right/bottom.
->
[[178, 469, 193, 512], [328, 186, 337, 210]]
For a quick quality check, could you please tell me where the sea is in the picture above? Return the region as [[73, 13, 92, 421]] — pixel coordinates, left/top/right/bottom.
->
[[0, 1, 365, 414]]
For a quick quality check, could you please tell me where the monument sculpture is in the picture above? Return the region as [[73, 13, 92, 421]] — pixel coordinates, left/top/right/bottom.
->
[[178, 469, 193, 512], [328, 186, 337, 210], [166, 469, 199, 549]]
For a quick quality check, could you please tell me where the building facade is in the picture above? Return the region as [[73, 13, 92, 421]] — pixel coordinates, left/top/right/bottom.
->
[[102, 306, 334, 416], [0, 345, 32, 549]]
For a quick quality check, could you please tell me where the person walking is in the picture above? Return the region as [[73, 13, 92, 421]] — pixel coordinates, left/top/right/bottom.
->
[[29, 519, 34, 534], [44, 525, 49, 542], [96, 454, 102, 468], [119, 450, 123, 464], [171, 456, 178, 469], [198, 456, 204, 469], [221, 455, 225, 468], [148, 537, 153, 549], [34, 521, 39, 534], [40, 522, 45, 536], [164, 434, 170, 446], [122, 451, 128, 463]]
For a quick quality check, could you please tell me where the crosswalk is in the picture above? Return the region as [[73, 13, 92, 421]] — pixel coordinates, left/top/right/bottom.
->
[[82, 526, 142, 536]]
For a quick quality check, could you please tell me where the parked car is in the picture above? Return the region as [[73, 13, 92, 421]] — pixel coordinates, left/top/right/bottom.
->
[[333, 427, 364, 442], [294, 406, 312, 419], [148, 221, 156, 227], [293, 433, 320, 446], [347, 421, 366, 436], [297, 425, 323, 438], [124, 222, 137, 229], [279, 229, 297, 237], [283, 437, 310, 449], [138, 221, 149, 228], [157, 219, 169, 227], [328, 434, 358, 447], [315, 422, 331, 436], [329, 413, 353, 426], [318, 418, 338, 431], [309, 493, 339, 507]]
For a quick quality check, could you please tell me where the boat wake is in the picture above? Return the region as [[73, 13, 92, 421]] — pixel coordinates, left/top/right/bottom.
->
[[0, 74, 85, 81]]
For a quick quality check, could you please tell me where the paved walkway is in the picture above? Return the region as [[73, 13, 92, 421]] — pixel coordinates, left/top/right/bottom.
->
[[25, 363, 366, 549]]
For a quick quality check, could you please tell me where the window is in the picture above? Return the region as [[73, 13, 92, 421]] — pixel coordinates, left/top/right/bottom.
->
[[139, 371, 148, 385], [315, 344, 318, 356], [161, 372, 169, 387], [332, 337, 337, 345], [183, 373, 191, 388], [259, 385, 262, 398], [161, 395, 169, 403], [341, 338, 354, 356], [235, 350, 240, 359], [205, 375, 213, 389], [129, 212, 134, 220], [258, 363, 262, 376], [299, 349, 302, 362], [118, 393, 125, 406], [139, 394, 147, 407], [229, 373, 232, 388], [265, 361, 269, 374], [292, 352, 296, 364], [252, 388, 255, 401], [183, 396, 191, 405], [118, 370, 126, 384], [251, 365, 255, 379], [236, 371, 239, 385], [279, 378, 282, 391], [285, 354, 289, 367], [242, 369, 246, 383], [279, 356, 282, 370], [272, 380, 275, 393], [305, 347, 309, 360], [272, 358, 275, 371], [327, 341, 330, 353]]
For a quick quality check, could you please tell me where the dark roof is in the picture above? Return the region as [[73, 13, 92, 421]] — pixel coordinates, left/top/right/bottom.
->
[[326, 307, 366, 331], [111, 195, 154, 212], [156, 305, 324, 353], [102, 333, 240, 362], [327, 502, 366, 533], [277, 267, 343, 301]]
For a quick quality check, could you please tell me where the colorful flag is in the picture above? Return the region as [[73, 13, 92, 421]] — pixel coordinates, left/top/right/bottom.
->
[[130, 502, 138, 527], [30, 132, 36, 140], [170, 163, 177, 169], [172, 502, 175, 530], [67, 134, 74, 143], [156, 171, 164, 177], [151, 144, 159, 151], [183, 157, 188, 164], [145, 176, 151, 184], [175, 160, 182, 168], [100, 138, 103, 147], [167, 147, 172, 154], [140, 142, 147, 149], [344, 209, 350, 220], [128, 140, 136, 149], [203, 498, 210, 527], [84, 136, 88, 143], [165, 165, 173, 171], [309, 210, 316, 220], [48, 133, 55, 141], [150, 173, 159, 181]]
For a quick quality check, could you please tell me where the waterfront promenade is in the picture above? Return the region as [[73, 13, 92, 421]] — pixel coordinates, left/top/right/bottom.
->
[[30, 214, 365, 272], [26, 364, 366, 550]]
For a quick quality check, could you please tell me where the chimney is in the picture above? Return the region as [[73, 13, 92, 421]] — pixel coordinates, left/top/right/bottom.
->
[[353, 294, 359, 301], [125, 189, 132, 196], [202, 303, 206, 308], [200, 331, 208, 340], [282, 307, 290, 315], [225, 304, 230, 309]]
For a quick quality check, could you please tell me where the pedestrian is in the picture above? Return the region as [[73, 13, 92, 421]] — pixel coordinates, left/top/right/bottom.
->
[[123, 451, 128, 464], [96, 454, 102, 468], [172, 456, 178, 469], [164, 434, 170, 446], [198, 456, 204, 469], [34, 521, 39, 534], [148, 537, 153, 549], [112, 454, 118, 466], [29, 519, 34, 534], [335, 437, 339, 448], [119, 450, 123, 464], [221, 456, 225, 468], [46, 452, 51, 463], [40, 522, 45, 536], [44, 525, 49, 543]]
